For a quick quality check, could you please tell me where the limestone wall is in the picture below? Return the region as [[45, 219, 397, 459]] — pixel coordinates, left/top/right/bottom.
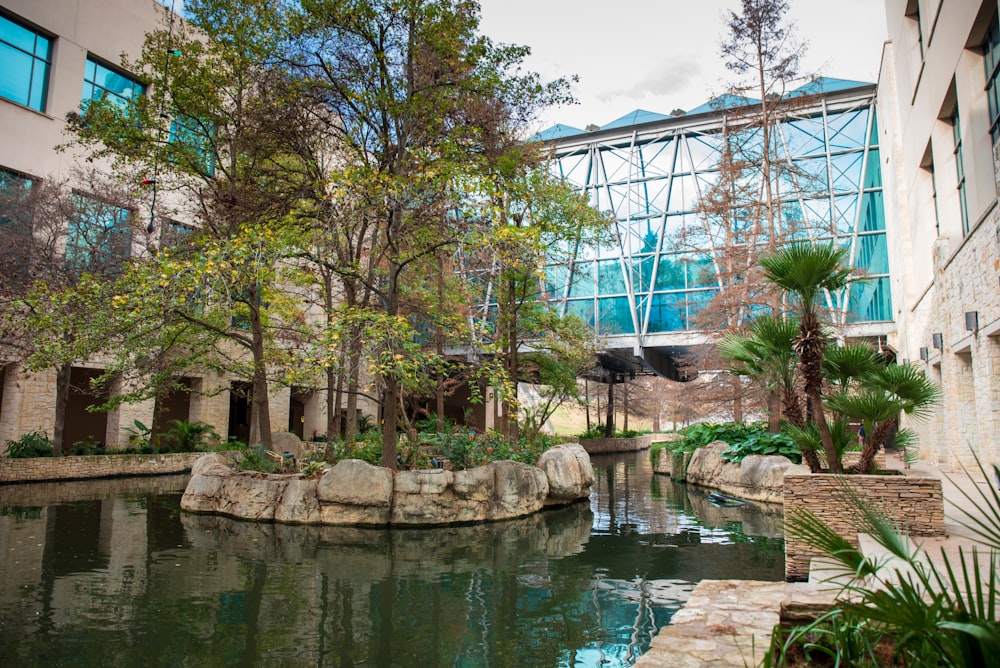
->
[[784, 472, 945, 580], [579, 434, 651, 454], [681, 443, 794, 504], [181, 443, 594, 527], [0, 452, 205, 484]]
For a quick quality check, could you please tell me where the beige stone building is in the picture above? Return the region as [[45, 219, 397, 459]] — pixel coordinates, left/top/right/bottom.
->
[[0, 0, 336, 450], [879, 0, 1000, 471]]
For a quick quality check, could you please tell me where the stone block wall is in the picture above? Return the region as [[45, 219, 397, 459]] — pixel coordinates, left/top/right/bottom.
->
[[0, 452, 206, 484], [783, 472, 945, 580], [579, 434, 651, 454]]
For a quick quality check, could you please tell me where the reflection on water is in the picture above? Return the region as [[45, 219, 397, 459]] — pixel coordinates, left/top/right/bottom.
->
[[0, 451, 783, 667]]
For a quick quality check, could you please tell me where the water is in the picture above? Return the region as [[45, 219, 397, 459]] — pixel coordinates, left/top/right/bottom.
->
[[0, 451, 784, 667]]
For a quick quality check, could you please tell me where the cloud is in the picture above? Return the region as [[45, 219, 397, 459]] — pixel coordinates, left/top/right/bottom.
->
[[598, 59, 703, 102]]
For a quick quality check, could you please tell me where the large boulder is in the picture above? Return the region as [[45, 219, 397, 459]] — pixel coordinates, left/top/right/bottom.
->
[[271, 431, 307, 462], [685, 442, 794, 504], [537, 443, 594, 505], [317, 459, 394, 525], [489, 460, 549, 520]]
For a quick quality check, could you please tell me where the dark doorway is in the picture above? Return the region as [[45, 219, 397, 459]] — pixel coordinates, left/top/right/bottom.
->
[[65, 367, 109, 448], [288, 388, 307, 439], [152, 377, 193, 445], [228, 381, 252, 444]]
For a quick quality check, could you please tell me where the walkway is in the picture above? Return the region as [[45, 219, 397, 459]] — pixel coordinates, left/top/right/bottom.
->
[[635, 453, 998, 667]]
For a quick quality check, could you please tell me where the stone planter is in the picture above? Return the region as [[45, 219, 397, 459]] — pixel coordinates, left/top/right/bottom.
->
[[783, 471, 945, 580], [0, 451, 207, 484], [181, 443, 595, 526], [579, 434, 651, 454]]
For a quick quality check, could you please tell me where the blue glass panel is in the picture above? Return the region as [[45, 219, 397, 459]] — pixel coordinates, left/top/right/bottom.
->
[[847, 275, 892, 323], [647, 292, 685, 333], [0, 15, 36, 53], [565, 299, 596, 329], [834, 194, 858, 235], [791, 156, 828, 190], [689, 256, 716, 287], [831, 151, 863, 191], [631, 254, 655, 294], [855, 232, 889, 274], [169, 115, 216, 176], [654, 254, 687, 291], [827, 109, 868, 150], [0, 168, 33, 225], [598, 297, 635, 335], [542, 263, 568, 298], [781, 118, 825, 157], [567, 260, 595, 298], [859, 190, 885, 232], [864, 149, 882, 188], [0, 44, 32, 106], [597, 259, 626, 295], [66, 193, 132, 272], [29, 62, 46, 109], [84, 58, 145, 105], [869, 112, 879, 145]]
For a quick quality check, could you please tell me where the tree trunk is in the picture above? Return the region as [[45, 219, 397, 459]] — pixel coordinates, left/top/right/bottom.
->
[[809, 392, 840, 473], [623, 383, 629, 432], [53, 362, 72, 456], [584, 379, 591, 430], [857, 419, 893, 474], [435, 251, 445, 432], [248, 286, 272, 447], [604, 380, 615, 437], [766, 390, 780, 433]]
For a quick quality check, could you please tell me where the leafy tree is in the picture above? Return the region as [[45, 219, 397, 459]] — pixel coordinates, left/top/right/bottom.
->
[[62, 0, 319, 447], [0, 171, 148, 453], [287, 0, 574, 465]]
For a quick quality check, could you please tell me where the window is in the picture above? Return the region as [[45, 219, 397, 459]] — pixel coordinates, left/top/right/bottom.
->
[[984, 15, 1000, 144], [66, 193, 132, 273], [952, 109, 970, 236], [161, 219, 194, 247], [0, 13, 51, 111], [169, 115, 216, 176], [0, 167, 33, 225], [82, 58, 145, 108]]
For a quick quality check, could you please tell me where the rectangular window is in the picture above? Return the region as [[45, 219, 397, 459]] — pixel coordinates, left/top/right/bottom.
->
[[984, 15, 1000, 144], [169, 115, 216, 176], [82, 57, 145, 108], [952, 109, 970, 236], [0, 13, 51, 111], [0, 167, 33, 225], [66, 193, 132, 273]]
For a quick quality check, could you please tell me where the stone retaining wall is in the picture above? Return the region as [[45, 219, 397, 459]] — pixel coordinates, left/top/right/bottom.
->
[[0, 452, 206, 484], [784, 472, 945, 580], [181, 443, 594, 526], [579, 434, 651, 454]]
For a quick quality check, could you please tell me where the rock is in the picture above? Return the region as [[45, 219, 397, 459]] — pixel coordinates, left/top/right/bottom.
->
[[537, 443, 594, 504], [271, 431, 306, 463], [316, 459, 393, 506], [685, 442, 793, 504], [489, 460, 548, 520], [180, 446, 593, 527], [275, 478, 321, 524], [215, 473, 288, 521]]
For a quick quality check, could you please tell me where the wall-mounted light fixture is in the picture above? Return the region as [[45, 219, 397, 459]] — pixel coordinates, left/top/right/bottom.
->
[[901, 358, 909, 366], [920, 347, 929, 361], [932, 333, 943, 350], [965, 311, 979, 332]]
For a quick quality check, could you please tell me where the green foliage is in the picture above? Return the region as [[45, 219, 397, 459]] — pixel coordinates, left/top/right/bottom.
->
[[720, 430, 800, 464], [69, 436, 105, 456], [576, 425, 648, 440], [4, 431, 55, 458], [125, 420, 153, 450], [159, 420, 221, 453], [299, 461, 326, 477], [237, 446, 278, 474], [769, 455, 1000, 667]]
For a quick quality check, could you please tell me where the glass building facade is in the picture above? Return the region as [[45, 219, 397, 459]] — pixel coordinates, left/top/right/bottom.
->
[[536, 78, 890, 342]]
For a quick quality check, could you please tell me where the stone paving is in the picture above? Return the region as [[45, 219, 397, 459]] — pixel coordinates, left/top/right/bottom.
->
[[636, 452, 997, 667]]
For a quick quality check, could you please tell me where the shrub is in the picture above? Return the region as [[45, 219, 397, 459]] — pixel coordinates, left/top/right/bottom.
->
[[4, 431, 55, 458], [69, 436, 105, 456], [159, 419, 220, 453], [576, 424, 649, 440], [720, 429, 800, 464]]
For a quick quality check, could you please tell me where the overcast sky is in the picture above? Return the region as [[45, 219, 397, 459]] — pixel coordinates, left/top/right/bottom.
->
[[478, 0, 889, 133]]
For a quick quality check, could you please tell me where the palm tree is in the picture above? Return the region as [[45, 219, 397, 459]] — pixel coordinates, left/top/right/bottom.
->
[[826, 363, 939, 473], [719, 315, 823, 471], [759, 243, 854, 473]]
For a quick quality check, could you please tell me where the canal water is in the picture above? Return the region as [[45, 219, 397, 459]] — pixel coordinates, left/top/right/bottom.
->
[[0, 451, 784, 667]]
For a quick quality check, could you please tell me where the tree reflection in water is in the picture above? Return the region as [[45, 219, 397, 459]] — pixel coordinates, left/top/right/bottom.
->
[[0, 451, 783, 667]]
